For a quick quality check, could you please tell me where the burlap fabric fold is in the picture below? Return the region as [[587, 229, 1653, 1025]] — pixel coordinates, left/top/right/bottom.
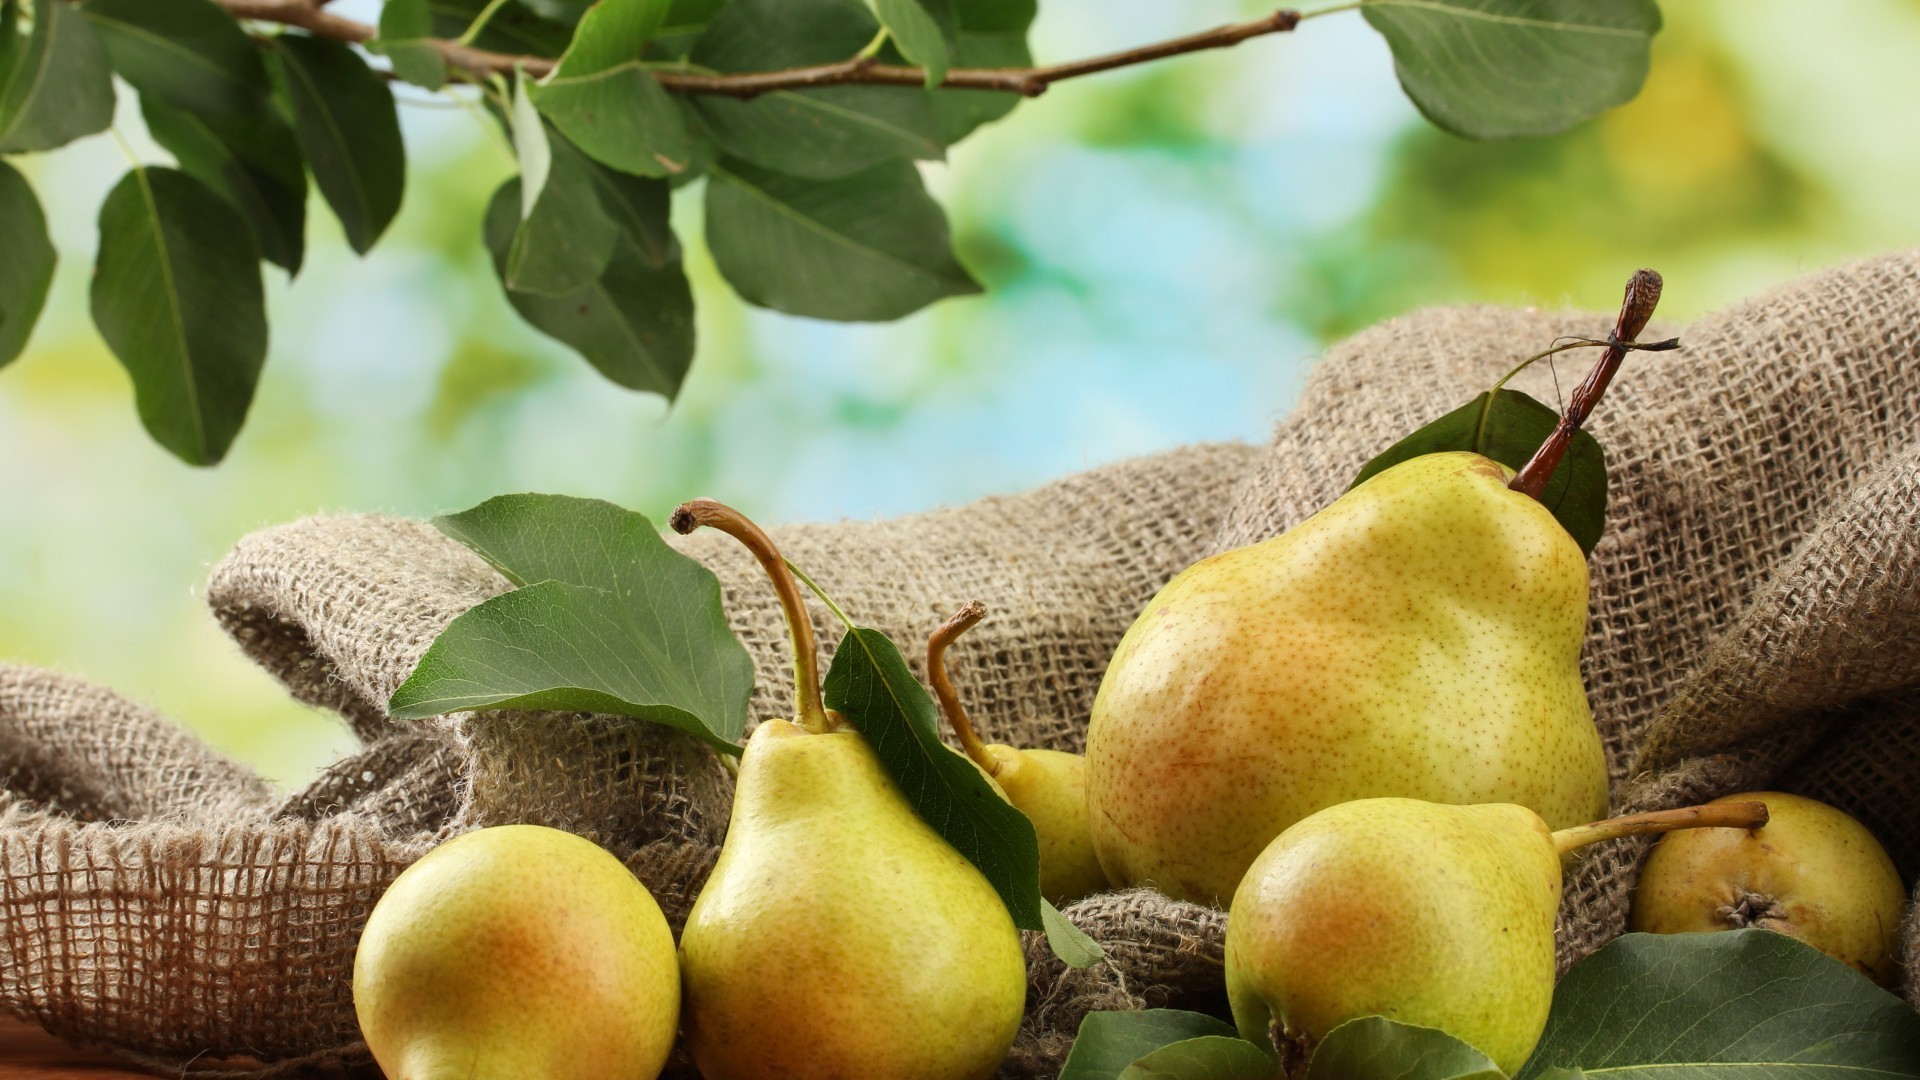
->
[[4, 250, 1917, 1076]]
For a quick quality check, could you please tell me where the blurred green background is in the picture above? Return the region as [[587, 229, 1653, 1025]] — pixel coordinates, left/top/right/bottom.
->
[[3, 0, 1917, 788]]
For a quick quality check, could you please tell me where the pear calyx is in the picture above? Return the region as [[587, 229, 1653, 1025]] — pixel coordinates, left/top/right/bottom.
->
[[1551, 800, 1769, 857], [928, 600, 998, 775], [1509, 267, 1664, 500], [671, 498, 831, 734]]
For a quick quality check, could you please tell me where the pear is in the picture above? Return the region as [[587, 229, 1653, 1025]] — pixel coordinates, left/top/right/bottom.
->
[[352, 824, 679, 1080], [671, 500, 1026, 1080], [1630, 791, 1907, 986], [1227, 797, 1767, 1076], [929, 601, 1107, 905], [1087, 449, 1609, 903]]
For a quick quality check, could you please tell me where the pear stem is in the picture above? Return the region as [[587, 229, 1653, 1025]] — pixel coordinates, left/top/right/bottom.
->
[[670, 498, 831, 734], [1551, 801, 1769, 857], [928, 601, 998, 774], [1509, 268, 1664, 501]]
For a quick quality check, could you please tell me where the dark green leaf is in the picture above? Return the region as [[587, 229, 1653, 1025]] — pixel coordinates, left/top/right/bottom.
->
[[1349, 388, 1606, 555], [0, 0, 114, 152], [507, 83, 617, 296], [518, 0, 595, 26], [707, 157, 979, 321], [372, 0, 447, 90], [689, 0, 943, 180], [1060, 1011, 1242, 1080], [390, 494, 753, 755], [874, 0, 955, 86], [90, 167, 266, 466], [528, 0, 693, 177], [648, 0, 724, 58], [0, 159, 53, 368], [82, 0, 267, 112], [930, 0, 1033, 142], [1516, 930, 1920, 1079], [483, 177, 695, 399], [430, 0, 572, 56], [1306, 1018, 1504, 1080], [1360, 0, 1662, 139], [142, 95, 308, 274], [1042, 898, 1106, 970], [822, 624, 1043, 930], [1121, 1037, 1275, 1080], [274, 34, 405, 254]]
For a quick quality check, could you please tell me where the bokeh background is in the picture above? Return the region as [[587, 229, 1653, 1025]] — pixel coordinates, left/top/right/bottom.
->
[[3, 0, 1917, 787]]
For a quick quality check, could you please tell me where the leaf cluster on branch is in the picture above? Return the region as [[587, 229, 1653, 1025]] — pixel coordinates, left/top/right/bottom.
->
[[0, 0, 1662, 464]]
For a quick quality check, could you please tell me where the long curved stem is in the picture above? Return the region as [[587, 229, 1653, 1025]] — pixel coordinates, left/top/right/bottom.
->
[[670, 499, 829, 734], [928, 602, 997, 774], [1552, 801, 1769, 857], [1509, 268, 1664, 500]]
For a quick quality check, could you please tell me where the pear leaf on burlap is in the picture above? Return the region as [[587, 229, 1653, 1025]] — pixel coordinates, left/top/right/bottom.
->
[[1350, 387, 1607, 555], [1119, 1036, 1274, 1080], [389, 494, 754, 757], [1306, 1018, 1503, 1080], [1059, 1010, 1241, 1080], [1043, 897, 1106, 969], [1515, 931, 1920, 1078]]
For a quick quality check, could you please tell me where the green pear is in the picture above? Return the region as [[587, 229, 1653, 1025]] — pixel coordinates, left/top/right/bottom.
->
[[930, 602, 1107, 905], [353, 824, 679, 1080], [671, 500, 1026, 1080], [1087, 451, 1609, 904], [1631, 791, 1907, 986], [1227, 797, 1768, 1076]]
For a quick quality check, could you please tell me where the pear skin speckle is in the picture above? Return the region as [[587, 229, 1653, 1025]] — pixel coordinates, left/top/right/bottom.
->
[[1086, 452, 1609, 905]]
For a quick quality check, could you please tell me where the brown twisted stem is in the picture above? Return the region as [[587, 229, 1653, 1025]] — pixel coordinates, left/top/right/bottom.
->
[[1551, 801, 1769, 857], [1509, 268, 1664, 501], [927, 601, 996, 773], [214, 0, 1302, 97]]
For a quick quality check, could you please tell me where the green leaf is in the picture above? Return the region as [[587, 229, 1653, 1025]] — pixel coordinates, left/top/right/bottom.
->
[[1360, 0, 1662, 139], [1515, 931, 1920, 1079], [528, 0, 694, 177], [81, 0, 267, 113], [1060, 1011, 1243, 1080], [706, 157, 979, 321], [649, 0, 725, 58], [483, 177, 695, 399], [372, 0, 447, 90], [389, 494, 754, 756], [507, 80, 617, 296], [90, 167, 267, 466], [1306, 1018, 1505, 1080], [0, 160, 53, 369], [689, 0, 943, 180], [872, 0, 955, 86], [274, 34, 405, 254], [430, 0, 572, 55], [141, 95, 308, 274], [0, 0, 114, 152], [821, 624, 1043, 931], [1348, 388, 1606, 555], [1042, 897, 1106, 969], [930, 0, 1033, 142], [1121, 1037, 1275, 1080]]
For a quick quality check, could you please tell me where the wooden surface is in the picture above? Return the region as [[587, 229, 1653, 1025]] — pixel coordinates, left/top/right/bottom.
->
[[0, 1018, 151, 1079]]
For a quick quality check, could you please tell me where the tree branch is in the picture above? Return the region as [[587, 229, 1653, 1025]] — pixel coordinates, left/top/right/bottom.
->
[[215, 0, 1301, 98]]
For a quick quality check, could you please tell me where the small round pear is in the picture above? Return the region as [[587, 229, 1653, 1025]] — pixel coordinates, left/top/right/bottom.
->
[[353, 824, 680, 1080], [983, 744, 1107, 903], [1630, 791, 1906, 986]]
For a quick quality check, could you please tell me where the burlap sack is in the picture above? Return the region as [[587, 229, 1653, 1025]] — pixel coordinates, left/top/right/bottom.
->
[[4, 250, 1917, 1075]]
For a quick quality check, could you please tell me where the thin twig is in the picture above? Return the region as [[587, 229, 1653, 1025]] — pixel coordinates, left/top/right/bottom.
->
[[215, 0, 1301, 97]]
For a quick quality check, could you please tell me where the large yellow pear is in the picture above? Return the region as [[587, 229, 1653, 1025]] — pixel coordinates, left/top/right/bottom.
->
[[1631, 791, 1907, 986], [678, 719, 1027, 1080], [1087, 451, 1609, 904], [353, 824, 680, 1080], [1226, 798, 1563, 1075]]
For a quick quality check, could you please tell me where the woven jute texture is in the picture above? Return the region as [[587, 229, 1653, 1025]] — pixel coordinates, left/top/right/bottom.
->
[[4, 250, 1918, 1077]]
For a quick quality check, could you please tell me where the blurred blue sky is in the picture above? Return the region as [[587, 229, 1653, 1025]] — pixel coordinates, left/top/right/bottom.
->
[[4, 0, 1919, 785]]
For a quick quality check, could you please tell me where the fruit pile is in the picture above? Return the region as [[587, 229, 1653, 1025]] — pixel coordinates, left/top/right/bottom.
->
[[350, 271, 1916, 1079]]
